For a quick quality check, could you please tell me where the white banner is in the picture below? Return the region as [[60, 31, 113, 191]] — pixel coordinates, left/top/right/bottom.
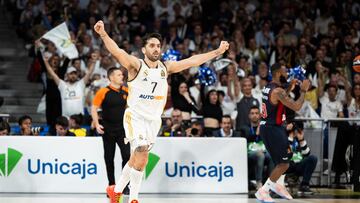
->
[[0, 137, 248, 193], [142, 137, 248, 193], [42, 22, 79, 59]]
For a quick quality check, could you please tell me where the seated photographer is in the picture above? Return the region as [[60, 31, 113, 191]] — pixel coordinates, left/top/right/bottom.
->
[[55, 116, 75, 136], [0, 119, 10, 135], [214, 115, 240, 137], [17, 115, 40, 136], [185, 121, 204, 137], [239, 106, 273, 189], [161, 109, 188, 137], [285, 122, 318, 195]]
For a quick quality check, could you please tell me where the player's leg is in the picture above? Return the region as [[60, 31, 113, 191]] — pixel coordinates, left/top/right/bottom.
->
[[255, 125, 275, 202], [109, 111, 139, 203], [260, 126, 293, 200], [127, 145, 149, 203], [114, 132, 131, 194]]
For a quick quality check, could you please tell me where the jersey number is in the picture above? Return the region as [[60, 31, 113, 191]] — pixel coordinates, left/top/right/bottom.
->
[[261, 103, 268, 119], [151, 82, 158, 93]]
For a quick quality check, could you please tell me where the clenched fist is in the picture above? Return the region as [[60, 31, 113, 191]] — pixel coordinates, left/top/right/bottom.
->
[[94, 20, 106, 37], [217, 41, 230, 55]]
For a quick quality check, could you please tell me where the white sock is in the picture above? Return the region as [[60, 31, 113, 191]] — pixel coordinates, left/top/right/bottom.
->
[[129, 168, 144, 202], [114, 163, 131, 193], [262, 178, 276, 192]]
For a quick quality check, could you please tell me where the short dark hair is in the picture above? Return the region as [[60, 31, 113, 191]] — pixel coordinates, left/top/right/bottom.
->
[[191, 120, 202, 127], [18, 115, 32, 125], [249, 106, 260, 114], [0, 120, 10, 134], [70, 114, 83, 125], [270, 63, 282, 75], [217, 90, 225, 97], [71, 58, 81, 64], [55, 116, 69, 128], [142, 33, 162, 47], [327, 84, 338, 92], [222, 115, 231, 120], [107, 67, 128, 81]]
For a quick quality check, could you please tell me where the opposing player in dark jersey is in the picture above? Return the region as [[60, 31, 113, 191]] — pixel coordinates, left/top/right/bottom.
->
[[255, 63, 310, 203]]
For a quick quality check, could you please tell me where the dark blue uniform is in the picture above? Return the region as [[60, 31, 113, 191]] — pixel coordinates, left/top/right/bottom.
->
[[260, 82, 291, 165]]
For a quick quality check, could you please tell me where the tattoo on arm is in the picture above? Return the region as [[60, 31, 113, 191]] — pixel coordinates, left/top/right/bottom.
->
[[276, 89, 304, 111], [277, 90, 294, 104]]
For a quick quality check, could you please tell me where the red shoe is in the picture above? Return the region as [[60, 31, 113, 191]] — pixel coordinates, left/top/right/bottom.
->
[[106, 185, 122, 203], [130, 200, 139, 203]]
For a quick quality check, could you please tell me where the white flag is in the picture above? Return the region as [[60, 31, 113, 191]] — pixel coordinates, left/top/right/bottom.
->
[[42, 22, 78, 59], [212, 58, 233, 71]]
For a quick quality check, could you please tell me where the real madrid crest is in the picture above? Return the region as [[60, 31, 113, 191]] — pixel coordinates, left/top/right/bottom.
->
[[143, 70, 149, 76], [161, 69, 165, 77]]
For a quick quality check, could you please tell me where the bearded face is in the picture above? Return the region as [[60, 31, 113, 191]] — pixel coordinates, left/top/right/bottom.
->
[[142, 38, 161, 62]]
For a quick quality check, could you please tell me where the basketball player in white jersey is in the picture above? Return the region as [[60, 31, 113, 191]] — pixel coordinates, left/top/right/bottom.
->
[[94, 20, 229, 203]]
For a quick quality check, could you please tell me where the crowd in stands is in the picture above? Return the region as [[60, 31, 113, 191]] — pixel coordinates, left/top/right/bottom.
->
[[1, 0, 360, 192]]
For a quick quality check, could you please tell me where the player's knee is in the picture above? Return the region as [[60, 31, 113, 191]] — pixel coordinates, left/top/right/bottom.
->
[[133, 147, 149, 170]]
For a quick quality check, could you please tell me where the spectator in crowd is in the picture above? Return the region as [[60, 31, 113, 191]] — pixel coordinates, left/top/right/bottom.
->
[[43, 52, 96, 118], [161, 109, 188, 137], [318, 81, 344, 159], [172, 82, 200, 122], [332, 83, 360, 188], [286, 123, 318, 195], [217, 90, 237, 121], [240, 106, 273, 189], [243, 37, 267, 71], [55, 116, 75, 136], [255, 20, 275, 54], [18, 115, 39, 136], [214, 115, 240, 137], [318, 84, 344, 119], [186, 120, 204, 137], [296, 43, 312, 66], [0, 120, 10, 136], [236, 78, 260, 131], [319, 70, 350, 105], [34, 40, 70, 135], [202, 89, 223, 137], [225, 63, 241, 102], [69, 114, 88, 137]]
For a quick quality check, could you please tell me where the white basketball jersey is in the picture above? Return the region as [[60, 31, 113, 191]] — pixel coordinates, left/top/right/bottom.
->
[[127, 59, 168, 120]]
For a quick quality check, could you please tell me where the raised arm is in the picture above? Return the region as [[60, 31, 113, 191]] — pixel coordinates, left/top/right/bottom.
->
[[340, 75, 353, 106], [93, 20, 140, 70], [82, 53, 97, 84], [166, 41, 229, 74], [274, 80, 310, 112], [43, 56, 61, 85]]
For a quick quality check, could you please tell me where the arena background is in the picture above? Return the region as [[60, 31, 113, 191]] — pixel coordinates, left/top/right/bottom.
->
[[0, 0, 360, 202]]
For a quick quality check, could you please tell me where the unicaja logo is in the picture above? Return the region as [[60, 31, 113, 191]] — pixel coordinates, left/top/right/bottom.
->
[[0, 148, 23, 177], [145, 153, 160, 179]]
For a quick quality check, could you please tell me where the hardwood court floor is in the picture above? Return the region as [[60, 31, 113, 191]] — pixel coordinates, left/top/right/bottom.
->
[[0, 192, 360, 203]]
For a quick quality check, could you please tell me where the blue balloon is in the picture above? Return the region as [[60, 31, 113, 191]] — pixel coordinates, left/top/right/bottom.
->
[[198, 66, 217, 86], [288, 65, 306, 82], [161, 49, 181, 61]]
